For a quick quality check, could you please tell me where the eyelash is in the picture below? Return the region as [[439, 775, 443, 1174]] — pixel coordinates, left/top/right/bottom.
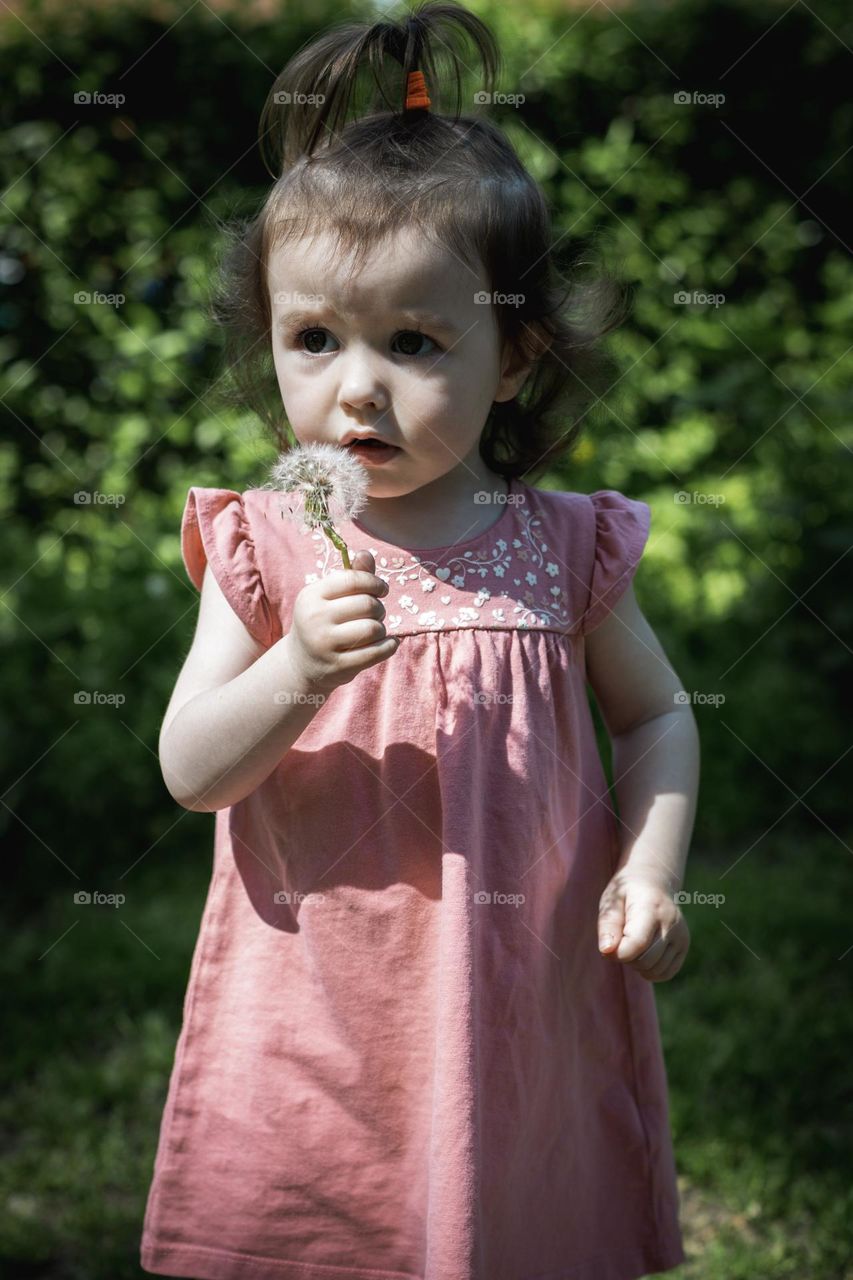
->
[[286, 326, 442, 359]]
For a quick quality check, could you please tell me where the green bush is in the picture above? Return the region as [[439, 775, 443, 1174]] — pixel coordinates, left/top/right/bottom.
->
[[2, 0, 850, 912]]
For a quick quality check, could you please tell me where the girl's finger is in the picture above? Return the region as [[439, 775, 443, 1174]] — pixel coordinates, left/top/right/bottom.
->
[[646, 945, 684, 983], [616, 910, 661, 963], [598, 917, 623, 952], [597, 894, 625, 952], [630, 931, 669, 970]]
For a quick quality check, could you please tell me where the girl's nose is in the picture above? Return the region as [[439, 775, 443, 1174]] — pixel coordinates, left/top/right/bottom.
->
[[338, 365, 390, 416]]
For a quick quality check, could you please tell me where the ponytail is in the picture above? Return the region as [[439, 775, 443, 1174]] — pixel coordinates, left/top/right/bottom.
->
[[259, 1, 499, 174]]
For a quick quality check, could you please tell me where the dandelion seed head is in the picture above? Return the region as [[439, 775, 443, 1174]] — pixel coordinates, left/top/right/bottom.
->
[[261, 442, 370, 531]]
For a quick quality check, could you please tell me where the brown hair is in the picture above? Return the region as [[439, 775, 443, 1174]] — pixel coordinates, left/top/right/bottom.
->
[[209, 0, 629, 482]]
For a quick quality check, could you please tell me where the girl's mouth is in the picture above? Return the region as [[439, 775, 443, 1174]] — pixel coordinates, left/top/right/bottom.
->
[[345, 440, 402, 466]]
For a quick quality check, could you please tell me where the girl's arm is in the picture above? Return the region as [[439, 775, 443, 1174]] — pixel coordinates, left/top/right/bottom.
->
[[159, 563, 323, 812], [585, 583, 699, 982], [584, 581, 700, 894]]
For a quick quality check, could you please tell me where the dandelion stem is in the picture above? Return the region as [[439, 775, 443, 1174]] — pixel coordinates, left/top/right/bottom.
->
[[323, 522, 351, 570], [306, 479, 352, 569]]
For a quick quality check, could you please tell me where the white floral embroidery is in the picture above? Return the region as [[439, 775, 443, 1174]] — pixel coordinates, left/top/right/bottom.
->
[[453, 607, 480, 625], [302, 495, 572, 633]]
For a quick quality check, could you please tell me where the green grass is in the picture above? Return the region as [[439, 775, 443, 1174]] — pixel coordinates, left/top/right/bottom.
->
[[2, 829, 851, 1278], [655, 833, 853, 1280]]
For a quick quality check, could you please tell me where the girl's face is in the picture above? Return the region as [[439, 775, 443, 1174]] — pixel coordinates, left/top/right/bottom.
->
[[267, 224, 533, 498]]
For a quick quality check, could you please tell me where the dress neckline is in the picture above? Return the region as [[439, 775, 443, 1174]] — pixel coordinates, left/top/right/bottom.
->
[[344, 475, 523, 555]]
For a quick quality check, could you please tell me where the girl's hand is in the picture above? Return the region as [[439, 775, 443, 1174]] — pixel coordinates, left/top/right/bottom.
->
[[283, 549, 400, 694], [597, 869, 690, 982]]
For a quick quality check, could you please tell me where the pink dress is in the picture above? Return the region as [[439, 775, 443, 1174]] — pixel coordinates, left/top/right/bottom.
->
[[140, 476, 686, 1280]]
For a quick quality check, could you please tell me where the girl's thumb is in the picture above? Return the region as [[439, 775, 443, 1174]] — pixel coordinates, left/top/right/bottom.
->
[[349, 549, 375, 573], [598, 903, 625, 953]]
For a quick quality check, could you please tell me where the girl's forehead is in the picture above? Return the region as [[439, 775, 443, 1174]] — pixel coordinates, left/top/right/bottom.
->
[[267, 230, 485, 307]]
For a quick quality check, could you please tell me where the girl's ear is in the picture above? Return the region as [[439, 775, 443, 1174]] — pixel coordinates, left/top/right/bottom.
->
[[494, 322, 553, 403]]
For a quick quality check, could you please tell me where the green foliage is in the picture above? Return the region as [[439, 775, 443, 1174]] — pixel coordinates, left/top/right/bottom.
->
[[1, 3, 851, 1275], [491, 0, 852, 844], [2, 0, 850, 907]]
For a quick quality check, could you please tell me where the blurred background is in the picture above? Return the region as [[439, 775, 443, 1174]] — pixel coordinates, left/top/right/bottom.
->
[[1, 0, 851, 1275]]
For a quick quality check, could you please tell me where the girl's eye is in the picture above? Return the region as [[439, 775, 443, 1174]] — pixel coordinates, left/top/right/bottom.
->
[[290, 327, 440, 358], [392, 329, 438, 357], [297, 328, 336, 355]]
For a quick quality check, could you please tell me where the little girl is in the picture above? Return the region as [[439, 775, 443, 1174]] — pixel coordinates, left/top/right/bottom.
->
[[141, 4, 700, 1278]]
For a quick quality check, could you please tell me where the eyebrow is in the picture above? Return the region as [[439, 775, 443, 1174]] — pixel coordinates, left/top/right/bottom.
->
[[276, 307, 462, 336]]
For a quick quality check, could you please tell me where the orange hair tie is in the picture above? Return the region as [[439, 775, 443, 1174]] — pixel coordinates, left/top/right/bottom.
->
[[405, 68, 431, 111]]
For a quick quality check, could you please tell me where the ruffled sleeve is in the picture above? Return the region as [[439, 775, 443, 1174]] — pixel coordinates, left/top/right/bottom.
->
[[580, 490, 651, 635], [180, 487, 280, 649]]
